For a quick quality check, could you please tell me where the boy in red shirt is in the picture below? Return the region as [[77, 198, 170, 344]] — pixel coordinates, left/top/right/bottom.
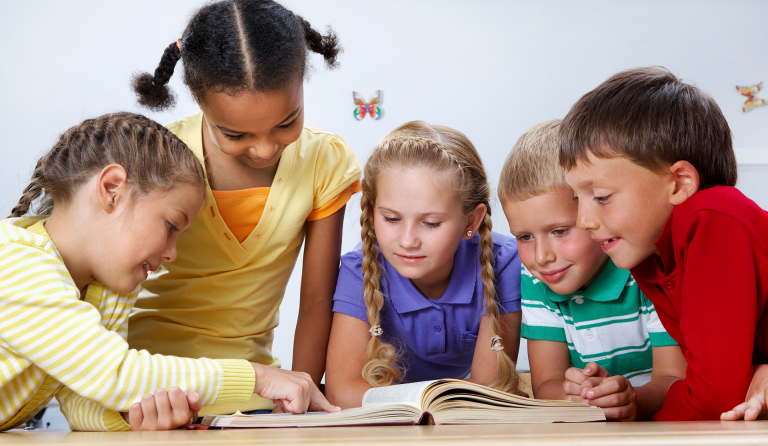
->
[[558, 66, 768, 421]]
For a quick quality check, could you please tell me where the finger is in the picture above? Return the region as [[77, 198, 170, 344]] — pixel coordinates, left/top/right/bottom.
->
[[562, 380, 584, 396], [564, 395, 588, 403], [140, 395, 158, 430], [579, 377, 604, 399], [271, 404, 287, 414], [310, 388, 340, 413], [721, 401, 748, 421], [564, 367, 588, 385], [600, 403, 635, 421], [584, 377, 628, 400], [128, 402, 143, 431], [185, 391, 203, 414], [583, 362, 611, 378], [586, 390, 632, 409], [153, 389, 173, 430], [168, 387, 191, 427], [743, 395, 765, 421]]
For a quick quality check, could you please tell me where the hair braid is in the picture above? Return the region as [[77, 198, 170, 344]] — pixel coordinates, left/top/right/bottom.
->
[[360, 191, 402, 386], [478, 213, 521, 394], [297, 16, 341, 69], [132, 42, 181, 111], [9, 159, 45, 218]]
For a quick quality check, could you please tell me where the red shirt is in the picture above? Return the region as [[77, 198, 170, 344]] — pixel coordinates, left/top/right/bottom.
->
[[631, 186, 768, 421]]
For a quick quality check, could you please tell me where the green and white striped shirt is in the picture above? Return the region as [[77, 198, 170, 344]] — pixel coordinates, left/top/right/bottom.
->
[[521, 259, 676, 386]]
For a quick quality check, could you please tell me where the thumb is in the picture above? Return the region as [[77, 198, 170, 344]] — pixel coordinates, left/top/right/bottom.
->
[[583, 362, 610, 378], [185, 391, 203, 413]]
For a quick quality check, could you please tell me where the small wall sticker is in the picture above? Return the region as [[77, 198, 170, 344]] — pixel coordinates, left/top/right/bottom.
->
[[353, 91, 382, 120], [736, 82, 768, 112]]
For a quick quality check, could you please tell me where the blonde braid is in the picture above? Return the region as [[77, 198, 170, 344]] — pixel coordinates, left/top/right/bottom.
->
[[478, 214, 521, 394], [360, 191, 402, 386]]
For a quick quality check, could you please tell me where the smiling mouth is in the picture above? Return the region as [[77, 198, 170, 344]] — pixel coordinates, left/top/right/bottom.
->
[[395, 254, 426, 264], [539, 265, 571, 282], [600, 237, 619, 245]]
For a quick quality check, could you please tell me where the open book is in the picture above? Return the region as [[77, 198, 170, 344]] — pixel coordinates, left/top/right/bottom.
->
[[201, 379, 605, 428]]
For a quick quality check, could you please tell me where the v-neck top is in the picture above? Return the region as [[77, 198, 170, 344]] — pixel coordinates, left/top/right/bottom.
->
[[128, 111, 361, 413], [332, 232, 522, 383]]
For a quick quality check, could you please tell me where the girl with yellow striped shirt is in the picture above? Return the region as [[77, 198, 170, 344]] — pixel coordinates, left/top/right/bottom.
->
[[0, 112, 336, 432]]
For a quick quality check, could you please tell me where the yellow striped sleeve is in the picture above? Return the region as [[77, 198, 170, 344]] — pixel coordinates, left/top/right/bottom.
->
[[0, 241, 255, 424], [57, 387, 130, 432]]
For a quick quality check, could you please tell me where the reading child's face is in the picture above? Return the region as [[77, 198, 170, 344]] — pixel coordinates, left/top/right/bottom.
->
[[97, 184, 203, 293], [374, 167, 469, 297], [565, 152, 675, 270], [502, 189, 607, 295], [198, 80, 305, 171]]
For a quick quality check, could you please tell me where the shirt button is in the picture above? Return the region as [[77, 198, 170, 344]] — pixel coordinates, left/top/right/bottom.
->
[[574, 297, 584, 304], [585, 329, 595, 340], [434, 326, 441, 333], [664, 281, 675, 290], [269, 206, 275, 212], [256, 233, 261, 238], [277, 177, 284, 183]]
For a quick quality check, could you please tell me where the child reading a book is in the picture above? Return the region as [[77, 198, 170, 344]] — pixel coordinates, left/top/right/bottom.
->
[[0, 113, 335, 432], [326, 121, 523, 409], [499, 119, 686, 421], [559, 66, 768, 420]]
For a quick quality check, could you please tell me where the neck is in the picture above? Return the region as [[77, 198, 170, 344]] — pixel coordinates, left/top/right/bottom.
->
[[45, 207, 93, 295], [410, 259, 454, 300]]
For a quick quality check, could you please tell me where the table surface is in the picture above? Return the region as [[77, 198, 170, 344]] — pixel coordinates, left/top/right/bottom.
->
[[3, 421, 768, 446]]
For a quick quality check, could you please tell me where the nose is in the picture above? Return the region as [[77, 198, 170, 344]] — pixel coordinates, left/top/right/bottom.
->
[[576, 200, 599, 231], [247, 136, 281, 160], [397, 223, 420, 249], [162, 239, 178, 264], [534, 238, 556, 265]]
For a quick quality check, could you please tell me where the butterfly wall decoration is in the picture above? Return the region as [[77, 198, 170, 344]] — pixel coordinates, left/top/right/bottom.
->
[[736, 82, 768, 112], [353, 91, 382, 120]]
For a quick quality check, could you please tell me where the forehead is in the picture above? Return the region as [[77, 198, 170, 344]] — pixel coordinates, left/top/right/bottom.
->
[[565, 153, 647, 188], [376, 167, 461, 213], [503, 190, 576, 231], [201, 81, 303, 131]]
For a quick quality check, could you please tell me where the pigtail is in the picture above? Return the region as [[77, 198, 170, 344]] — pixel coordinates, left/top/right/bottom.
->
[[478, 214, 521, 395], [132, 42, 182, 111], [296, 16, 341, 69], [360, 190, 402, 386], [9, 159, 46, 218]]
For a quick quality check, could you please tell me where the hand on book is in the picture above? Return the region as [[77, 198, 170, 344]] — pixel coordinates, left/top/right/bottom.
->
[[251, 364, 340, 414], [563, 362, 637, 421], [120, 387, 201, 431], [721, 364, 768, 421]]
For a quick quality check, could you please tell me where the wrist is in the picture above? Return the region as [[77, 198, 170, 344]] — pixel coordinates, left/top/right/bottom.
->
[[251, 363, 266, 393]]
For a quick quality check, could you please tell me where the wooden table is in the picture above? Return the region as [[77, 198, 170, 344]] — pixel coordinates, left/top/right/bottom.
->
[[2, 422, 768, 446]]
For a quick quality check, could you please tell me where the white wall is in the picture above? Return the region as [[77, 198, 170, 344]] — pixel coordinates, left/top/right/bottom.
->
[[2, 1, 767, 373]]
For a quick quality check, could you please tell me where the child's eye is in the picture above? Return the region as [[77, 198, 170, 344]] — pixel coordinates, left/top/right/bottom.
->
[[594, 194, 611, 204], [384, 217, 399, 223], [276, 118, 298, 130], [223, 133, 244, 141], [517, 234, 533, 242], [167, 222, 179, 234], [424, 222, 440, 229], [552, 228, 570, 236]]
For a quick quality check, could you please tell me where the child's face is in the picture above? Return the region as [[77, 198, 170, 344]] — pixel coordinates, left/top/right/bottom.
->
[[198, 80, 305, 170], [565, 152, 675, 270], [502, 189, 607, 295], [97, 184, 203, 294], [374, 167, 470, 294]]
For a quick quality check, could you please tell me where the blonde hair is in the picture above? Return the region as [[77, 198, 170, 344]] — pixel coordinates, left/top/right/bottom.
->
[[360, 121, 520, 394], [498, 119, 567, 203]]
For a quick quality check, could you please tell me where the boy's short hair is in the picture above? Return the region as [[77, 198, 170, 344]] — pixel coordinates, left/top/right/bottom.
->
[[498, 119, 566, 202], [559, 66, 737, 189]]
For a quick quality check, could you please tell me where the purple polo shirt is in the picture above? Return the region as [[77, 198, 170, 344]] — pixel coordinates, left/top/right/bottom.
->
[[332, 232, 521, 383]]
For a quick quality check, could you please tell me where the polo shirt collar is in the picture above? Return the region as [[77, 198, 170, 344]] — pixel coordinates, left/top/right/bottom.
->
[[383, 236, 478, 313], [543, 258, 629, 303]]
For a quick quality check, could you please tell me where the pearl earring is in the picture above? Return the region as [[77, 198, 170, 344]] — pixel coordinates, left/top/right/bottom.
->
[[467, 231, 472, 237]]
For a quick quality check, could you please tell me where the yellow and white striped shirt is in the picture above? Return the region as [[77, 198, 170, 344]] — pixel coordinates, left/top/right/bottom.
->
[[0, 217, 255, 432]]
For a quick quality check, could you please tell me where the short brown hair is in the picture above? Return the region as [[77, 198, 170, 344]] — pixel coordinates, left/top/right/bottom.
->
[[559, 66, 737, 189], [498, 119, 565, 202]]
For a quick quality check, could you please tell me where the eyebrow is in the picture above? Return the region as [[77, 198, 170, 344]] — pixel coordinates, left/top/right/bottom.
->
[[179, 211, 189, 226], [213, 106, 302, 135], [378, 207, 450, 217]]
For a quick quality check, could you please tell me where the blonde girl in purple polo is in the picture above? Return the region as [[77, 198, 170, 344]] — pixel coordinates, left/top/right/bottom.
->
[[325, 121, 523, 408]]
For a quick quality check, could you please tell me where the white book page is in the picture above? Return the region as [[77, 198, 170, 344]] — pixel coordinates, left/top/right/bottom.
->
[[362, 380, 437, 409]]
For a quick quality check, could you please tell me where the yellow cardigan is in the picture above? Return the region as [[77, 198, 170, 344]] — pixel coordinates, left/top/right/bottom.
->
[[0, 218, 255, 431]]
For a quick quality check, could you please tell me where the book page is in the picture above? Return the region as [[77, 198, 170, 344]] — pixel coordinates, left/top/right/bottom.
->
[[362, 380, 437, 409]]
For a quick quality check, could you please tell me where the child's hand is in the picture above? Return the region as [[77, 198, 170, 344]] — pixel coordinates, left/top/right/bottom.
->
[[251, 364, 340, 414], [721, 364, 768, 421], [564, 362, 638, 421], [121, 387, 201, 431]]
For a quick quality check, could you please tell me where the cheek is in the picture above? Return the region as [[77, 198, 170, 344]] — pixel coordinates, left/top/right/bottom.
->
[[557, 233, 599, 263], [517, 243, 536, 269]]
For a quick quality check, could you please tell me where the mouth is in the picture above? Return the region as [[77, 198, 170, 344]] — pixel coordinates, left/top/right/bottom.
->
[[395, 253, 426, 264], [538, 265, 571, 282], [596, 237, 621, 251], [247, 150, 282, 165], [142, 261, 157, 274]]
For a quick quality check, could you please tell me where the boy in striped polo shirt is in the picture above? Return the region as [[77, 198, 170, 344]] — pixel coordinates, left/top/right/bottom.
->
[[499, 120, 686, 421]]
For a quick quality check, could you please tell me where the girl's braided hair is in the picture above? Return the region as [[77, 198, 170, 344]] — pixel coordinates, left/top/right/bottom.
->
[[10, 112, 205, 218], [359, 121, 521, 394], [132, 0, 341, 111]]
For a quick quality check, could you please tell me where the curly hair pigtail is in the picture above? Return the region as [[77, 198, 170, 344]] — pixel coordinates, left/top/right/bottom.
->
[[131, 42, 181, 111], [296, 16, 341, 69]]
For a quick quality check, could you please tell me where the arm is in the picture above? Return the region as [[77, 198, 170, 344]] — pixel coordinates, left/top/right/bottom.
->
[[325, 312, 375, 409], [468, 312, 521, 385], [527, 339, 572, 400], [722, 364, 768, 420], [293, 205, 346, 386], [634, 345, 686, 419]]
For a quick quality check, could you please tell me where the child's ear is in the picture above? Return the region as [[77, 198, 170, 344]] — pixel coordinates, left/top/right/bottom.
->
[[668, 161, 699, 206], [464, 204, 488, 239], [96, 164, 128, 212]]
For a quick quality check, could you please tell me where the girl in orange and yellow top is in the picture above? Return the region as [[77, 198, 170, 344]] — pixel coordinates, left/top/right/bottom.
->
[[0, 113, 336, 432], [128, 0, 361, 415]]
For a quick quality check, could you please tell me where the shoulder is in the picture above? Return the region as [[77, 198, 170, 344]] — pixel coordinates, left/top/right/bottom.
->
[[298, 127, 354, 158], [489, 231, 519, 271], [164, 111, 201, 139], [339, 242, 365, 273], [0, 217, 57, 255]]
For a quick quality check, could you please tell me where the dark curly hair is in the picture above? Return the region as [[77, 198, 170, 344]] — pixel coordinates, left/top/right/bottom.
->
[[132, 0, 341, 111]]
